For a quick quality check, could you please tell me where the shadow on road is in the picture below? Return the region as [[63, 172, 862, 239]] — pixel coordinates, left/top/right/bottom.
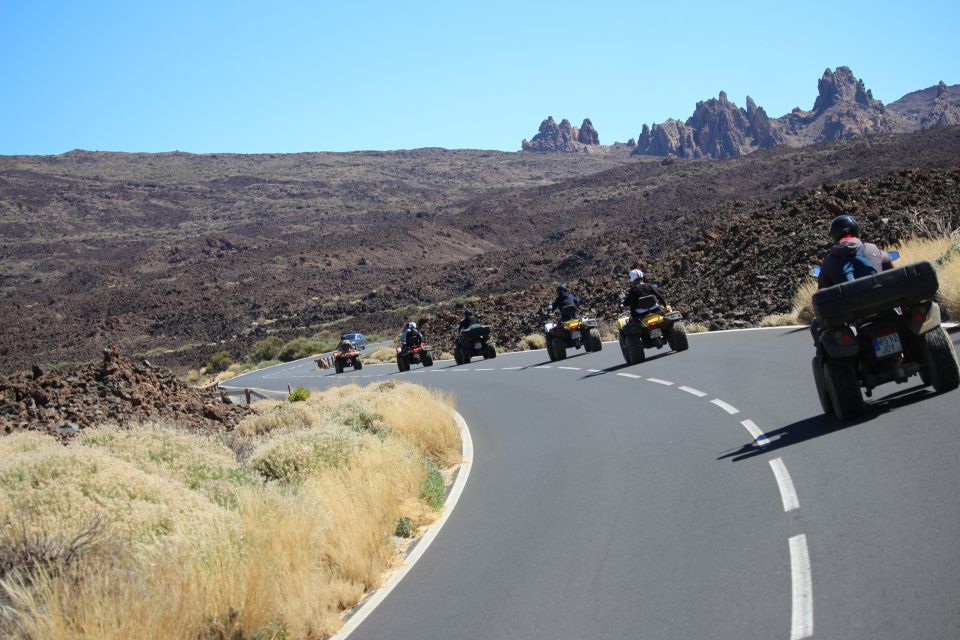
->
[[718, 384, 936, 462]]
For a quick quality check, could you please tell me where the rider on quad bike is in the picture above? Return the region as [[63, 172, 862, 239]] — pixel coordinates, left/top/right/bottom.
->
[[550, 284, 581, 320], [623, 268, 667, 320], [454, 309, 496, 364]]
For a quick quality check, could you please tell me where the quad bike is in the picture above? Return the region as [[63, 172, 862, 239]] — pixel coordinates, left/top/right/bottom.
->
[[544, 305, 602, 361], [332, 342, 363, 374], [617, 295, 688, 364], [811, 259, 959, 420], [454, 324, 497, 364], [396, 335, 434, 372]]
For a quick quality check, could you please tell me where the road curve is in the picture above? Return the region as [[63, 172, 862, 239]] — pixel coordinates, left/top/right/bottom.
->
[[225, 327, 960, 639]]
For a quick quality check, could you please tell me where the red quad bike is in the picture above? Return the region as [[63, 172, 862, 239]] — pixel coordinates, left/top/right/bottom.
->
[[332, 342, 363, 374], [396, 336, 434, 372], [811, 260, 959, 420]]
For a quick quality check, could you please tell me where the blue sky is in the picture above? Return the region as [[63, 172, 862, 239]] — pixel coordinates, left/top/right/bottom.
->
[[1, 0, 957, 155]]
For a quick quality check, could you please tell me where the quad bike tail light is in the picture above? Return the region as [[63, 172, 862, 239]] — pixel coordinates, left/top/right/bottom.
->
[[833, 327, 856, 346]]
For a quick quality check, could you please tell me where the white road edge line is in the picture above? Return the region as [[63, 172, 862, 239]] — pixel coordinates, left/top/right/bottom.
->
[[740, 419, 770, 447], [768, 458, 800, 512], [678, 385, 707, 397], [558, 366, 581, 370], [616, 373, 643, 379], [789, 534, 814, 640], [332, 409, 474, 640], [710, 398, 740, 414], [646, 378, 673, 386], [535, 365, 552, 369], [587, 369, 601, 373], [501, 366, 522, 370]]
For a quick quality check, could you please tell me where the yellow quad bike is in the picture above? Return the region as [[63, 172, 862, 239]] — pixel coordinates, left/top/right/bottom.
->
[[544, 306, 602, 361], [617, 295, 688, 364]]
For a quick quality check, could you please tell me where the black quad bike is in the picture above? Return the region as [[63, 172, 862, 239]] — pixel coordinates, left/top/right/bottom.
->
[[544, 306, 602, 361], [811, 260, 959, 420], [616, 295, 689, 364], [454, 324, 496, 365], [396, 335, 434, 372]]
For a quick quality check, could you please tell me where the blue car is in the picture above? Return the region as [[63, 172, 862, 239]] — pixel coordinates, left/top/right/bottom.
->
[[340, 332, 366, 350]]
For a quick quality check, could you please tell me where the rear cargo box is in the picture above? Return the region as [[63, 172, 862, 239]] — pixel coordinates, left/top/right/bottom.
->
[[813, 261, 939, 326]]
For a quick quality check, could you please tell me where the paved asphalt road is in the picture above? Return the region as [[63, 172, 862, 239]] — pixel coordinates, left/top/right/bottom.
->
[[225, 328, 960, 639]]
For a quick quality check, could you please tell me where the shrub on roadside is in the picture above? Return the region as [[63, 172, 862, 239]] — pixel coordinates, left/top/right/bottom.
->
[[288, 386, 310, 402], [248, 336, 284, 363], [520, 334, 546, 350], [207, 351, 233, 374]]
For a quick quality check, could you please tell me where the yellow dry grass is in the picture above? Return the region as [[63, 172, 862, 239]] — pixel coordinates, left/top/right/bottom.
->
[[363, 346, 397, 364], [0, 381, 460, 639], [789, 235, 960, 324], [519, 333, 546, 350]]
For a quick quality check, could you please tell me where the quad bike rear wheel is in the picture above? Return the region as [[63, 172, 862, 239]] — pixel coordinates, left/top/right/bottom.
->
[[546, 336, 557, 361], [824, 357, 864, 420], [454, 345, 464, 365], [422, 352, 434, 367], [334, 358, 344, 374], [588, 329, 602, 352], [625, 335, 645, 364], [921, 327, 960, 392], [397, 354, 410, 372], [353, 358, 362, 370], [485, 344, 497, 359], [552, 337, 567, 361], [619, 336, 629, 364], [668, 323, 689, 352], [811, 357, 833, 415]]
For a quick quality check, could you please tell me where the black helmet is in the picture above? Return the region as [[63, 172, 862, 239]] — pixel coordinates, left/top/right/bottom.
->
[[829, 214, 860, 242], [556, 283, 567, 294], [463, 308, 473, 318]]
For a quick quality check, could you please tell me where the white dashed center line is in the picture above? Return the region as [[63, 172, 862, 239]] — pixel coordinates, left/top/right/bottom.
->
[[789, 534, 814, 639], [769, 458, 800, 512], [678, 385, 707, 397], [558, 366, 581, 371], [710, 398, 740, 414], [646, 378, 673, 386], [740, 419, 770, 447], [616, 373, 643, 379]]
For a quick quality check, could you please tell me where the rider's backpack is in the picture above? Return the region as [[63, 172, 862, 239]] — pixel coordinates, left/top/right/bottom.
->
[[841, 244, 878, 282]]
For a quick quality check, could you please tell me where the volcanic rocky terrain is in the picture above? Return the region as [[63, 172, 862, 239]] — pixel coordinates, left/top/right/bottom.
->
[[1, 117, 958, 376]]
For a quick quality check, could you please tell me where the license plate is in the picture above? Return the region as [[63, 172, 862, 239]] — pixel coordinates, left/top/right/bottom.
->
[[872, 333, 902, 358], [571, 331, 581, 340], [650, 328, 663, 339], [473, 342, 482, 350]]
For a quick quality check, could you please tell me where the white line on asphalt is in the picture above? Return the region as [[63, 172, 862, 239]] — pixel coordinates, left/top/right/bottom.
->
[[501, 366, 522, 370], [332, 410, 474, 640], [474, 367, 495, 371], [678, 385, 707, 397], [741, 419, 770, 447], [789, 534, 814, 639], [769, 458, 800, 512], [535, 365, 552, 369], [710, 399, 740, 414], [616, 373, 643, 379], [646, 378, 673, 386], [558, 366, 581, 370], [587, 369, 601, 373]]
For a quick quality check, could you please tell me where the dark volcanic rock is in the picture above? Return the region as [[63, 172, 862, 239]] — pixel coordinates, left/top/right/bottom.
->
[[889, 80, 960, 129], [0, 347, 250, 435], [522, 116, 599, 152]]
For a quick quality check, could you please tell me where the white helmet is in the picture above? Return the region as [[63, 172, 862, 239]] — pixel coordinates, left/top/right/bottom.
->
[[629, 268, 644, 282], [406, 321, 417, 330]]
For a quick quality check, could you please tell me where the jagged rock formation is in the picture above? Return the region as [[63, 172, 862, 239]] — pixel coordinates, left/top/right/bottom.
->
[[633, 67, 958, 159], [889, 80, 960, 129], [522, 117, 599, 152], [636, 92, 783, 159]]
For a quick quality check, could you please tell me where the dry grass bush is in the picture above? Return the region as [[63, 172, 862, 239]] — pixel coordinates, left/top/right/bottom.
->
[[0, 381, 460, 639], [363, 346, 397, 364], [683, 322, 709, 333], [519, 334, 546, 350], [760, 313, 802, 327]]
